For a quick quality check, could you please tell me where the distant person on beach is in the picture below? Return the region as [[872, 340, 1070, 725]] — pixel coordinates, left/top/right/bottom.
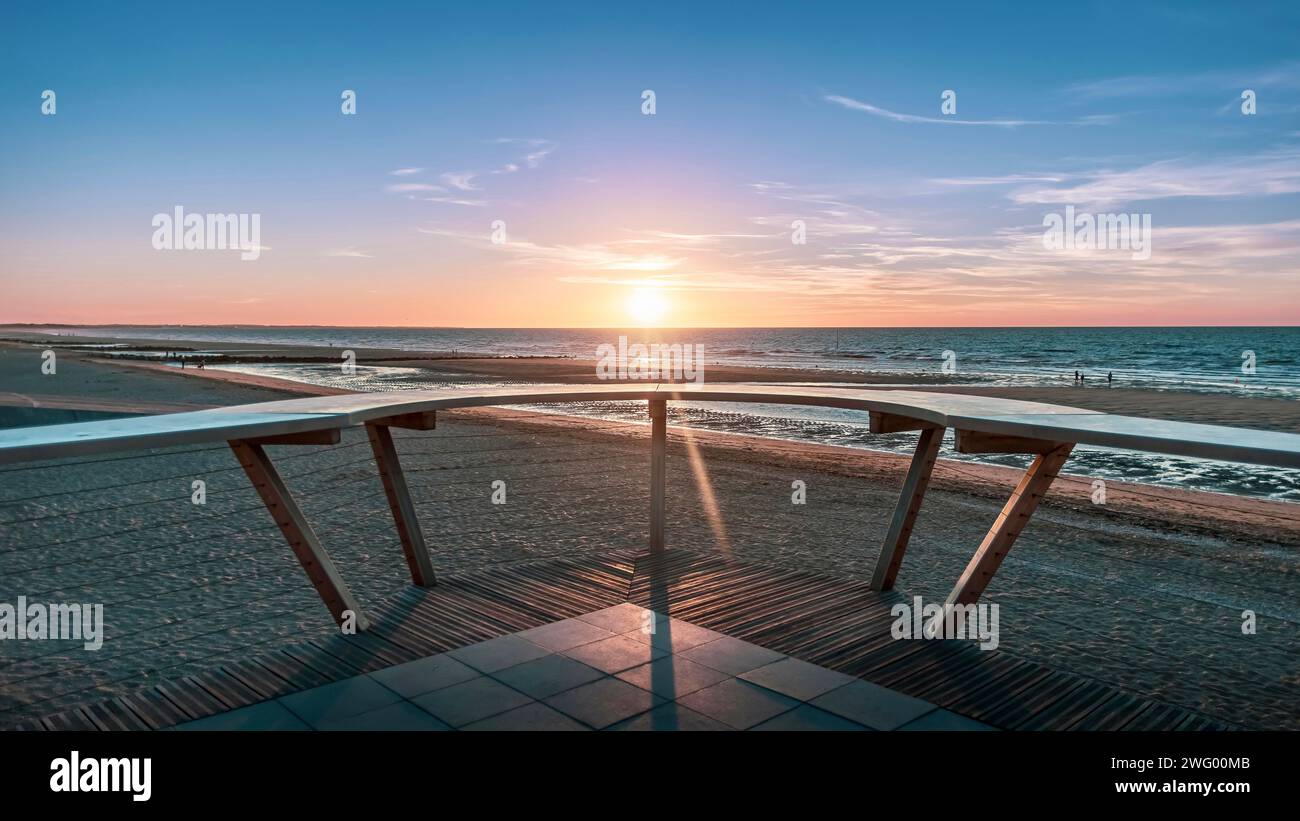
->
[[1108, 372, 1113, 385]]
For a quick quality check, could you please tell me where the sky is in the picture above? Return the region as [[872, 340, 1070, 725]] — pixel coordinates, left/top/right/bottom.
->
[[1, 0, 1298, 328]]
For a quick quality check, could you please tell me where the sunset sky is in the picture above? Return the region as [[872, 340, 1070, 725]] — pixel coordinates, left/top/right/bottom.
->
[[2, 1, 1298, 327]]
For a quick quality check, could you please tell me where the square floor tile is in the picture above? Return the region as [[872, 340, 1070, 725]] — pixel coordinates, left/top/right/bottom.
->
[[607, 702, 732, 731], [677, 679, 799, 729], [175, 700, 310, 731], [491, 654, 607, 699], [411, 676, 534, 727], [544, 677, 665, 729], [562, 634, 667, 674], [898, 708, 997, 731], [678, 636, 785, 676], [462, 702, 590, 731], [448, 634, 551, 673], [278, 676, 403, 727], [315, 701, 452, 731], [616, 656, 731, 699], [623, 618, 723, 654], [751, 704, 868, 731], [739, 657, 857, 701], [575, 603, 657, 634], [517, 618, 616, 652], [368, 654, 479, 699], [810, 679, 937, 731]]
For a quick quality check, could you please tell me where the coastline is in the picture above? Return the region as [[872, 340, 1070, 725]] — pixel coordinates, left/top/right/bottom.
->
[[5, 330, 1300, 431], [0, 332, 1296, 730], [3, 334, 1296, 545]]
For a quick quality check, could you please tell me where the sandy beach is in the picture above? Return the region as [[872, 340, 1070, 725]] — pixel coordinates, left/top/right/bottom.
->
[[7, 328, 1300, 429], [0, 333, 1296, 730]]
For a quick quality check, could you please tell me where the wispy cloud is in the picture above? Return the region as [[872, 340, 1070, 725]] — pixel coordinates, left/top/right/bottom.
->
[[1002, 149, 1300, 206], [385, 139, 557, 208], [386, 182, 444, 193], [491, 137, 550, 147], [488, 137, 557, 169], [824, 94, 1054, 127], [930, 173, 1073, 187], [1063, 61, 1300, 102], [418, 227, 682, 270], [412, 198, 1300, 319], [630, 230, 778, 244], [324, 247, 373, 258], [523, 144, 555, 168], [440, 171, 480, 191], [415, 195, 487, 207]]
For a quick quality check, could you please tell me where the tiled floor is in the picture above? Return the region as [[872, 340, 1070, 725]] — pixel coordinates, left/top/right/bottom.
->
[[175, 603, 997, 731]]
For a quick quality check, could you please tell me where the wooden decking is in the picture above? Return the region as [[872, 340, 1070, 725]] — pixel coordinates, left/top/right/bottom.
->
[[6, 548, 1231, 731]]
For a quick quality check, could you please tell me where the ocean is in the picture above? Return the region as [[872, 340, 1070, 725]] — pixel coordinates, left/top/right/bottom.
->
[[39, 325, 1300, 500], [41, 325, 1300, 395]]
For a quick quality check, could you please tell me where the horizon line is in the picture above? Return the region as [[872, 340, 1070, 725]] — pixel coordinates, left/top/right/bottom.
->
[[3, 322, 1298, 331]]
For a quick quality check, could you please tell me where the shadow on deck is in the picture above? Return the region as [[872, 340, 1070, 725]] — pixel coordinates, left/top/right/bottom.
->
[[9, 548, 1230, 731]]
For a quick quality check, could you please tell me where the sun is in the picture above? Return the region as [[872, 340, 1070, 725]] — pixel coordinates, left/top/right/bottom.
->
[[625, 287, 669, 325]]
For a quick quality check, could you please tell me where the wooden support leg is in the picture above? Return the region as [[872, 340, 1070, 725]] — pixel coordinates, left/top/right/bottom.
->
[[367, 423, 437, 587], [944, 443, 1074, 607], [229, 440, 370, 630], [649, 399, 667, 552], [870, 426, 944, 591]]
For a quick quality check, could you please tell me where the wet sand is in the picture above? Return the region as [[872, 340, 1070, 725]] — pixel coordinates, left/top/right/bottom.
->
[[0, 340, 313, 410], [6, 332, 1300, 431], [0, 333, 1296, 729]]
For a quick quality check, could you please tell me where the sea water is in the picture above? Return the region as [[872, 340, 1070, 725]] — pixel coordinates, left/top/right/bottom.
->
[[38, 325, 1300, 500]]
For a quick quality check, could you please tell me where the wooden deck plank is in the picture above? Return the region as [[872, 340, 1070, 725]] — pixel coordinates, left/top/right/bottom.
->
[[218, 660, 299, 701], [1015, 680, 1118, 731], [912, 654, 1029, 705], [250, 651, 334, 691], [1123, 701, 1196, 731], [191, 669, 265, 711], [1066, 691, 1148, 731], [153, 678, 226, 722], [115, 689, 193, 730], [950, 664, 1056, 721], [280, 643, 366, 681], [41, 708, 99, 731], [3, 547, 1234, 732], [7, 718, 46, 731], [83, 697, 150, 731]]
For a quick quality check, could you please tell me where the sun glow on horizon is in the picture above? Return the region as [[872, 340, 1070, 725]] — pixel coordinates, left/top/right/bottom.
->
[[625, 287, 670, 326]]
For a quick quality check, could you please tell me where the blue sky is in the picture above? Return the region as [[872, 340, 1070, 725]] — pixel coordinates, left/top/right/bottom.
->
[[1, 0, 1298, 326]]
